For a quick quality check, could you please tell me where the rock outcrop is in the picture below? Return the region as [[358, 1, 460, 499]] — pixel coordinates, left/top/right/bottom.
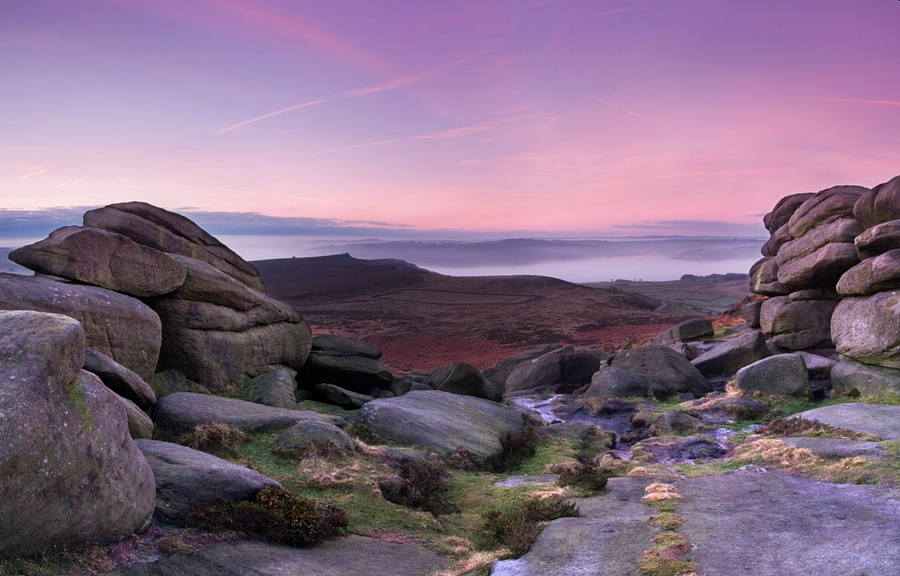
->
[[298, 335, 392, 395], [505, 347, 602, 394], [424, 361, 503, 401]]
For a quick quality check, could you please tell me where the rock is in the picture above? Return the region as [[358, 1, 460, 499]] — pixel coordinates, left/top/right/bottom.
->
[[779, 437, 884, 460], [150, 369, 211, 399], [9, 226, 186, 297], [355, 390, 524, 461], [83, 201, 266, 291], [313, 383, 374, 408], [734, 354, 811, 398], [98, 536, 449, 576], [582, 365, 670, 400], [837, 249, 900, 296], [742, 299, 764, 328], [310, 334, 382, 359], [791, 403, 900, 439], [831, 360, 900, 398], [853, 174, 900, 230], [653, 318, 714, 345], [691, 396, 773, 421], [787, 185, 868, 239], [540, 421, 602, 441], [775, 219, 861, 289], [793, 351, 837, 380], [611, 345, 711, 397], [649, 411, 704, 435], [118, 395, 154, 440], [483, 343, 564, 389], [764, 192, 816, 233], [153, 393, 334, 435], [776, 218, 861, 264], [788, 288, 841, 300], [749, 257, 789, 296], [760, 222, 793, 257], [269, 420, 354, 454], [832, 292, 900, 368], [632, 436, 727, 463], [505, 347, 602, 394], [855, 219, 900, 259], [83, 348, 157, 410], [760, 296, 837, 350], [388, 377, 415, 397], [425, 362, 503, 401], [691, 330, 770, 376], [0, 311, 155, 556], [300, 353, 393, 395], [134, 439, 281, 524], [0, 273, 161, 382], [678, 472, 900, 576], [248, 369, 297, 409]]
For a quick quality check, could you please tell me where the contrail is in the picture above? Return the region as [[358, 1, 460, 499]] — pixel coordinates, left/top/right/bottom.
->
[[17, 170, 45, 180], [595, 98, 672, 128], [314, 125, 490, 156], [800, 97, 900, 107], [219, 71, 432, 133]]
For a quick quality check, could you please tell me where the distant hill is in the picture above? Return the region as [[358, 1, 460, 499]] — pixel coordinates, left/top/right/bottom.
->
[[586, 275, 751, 315]]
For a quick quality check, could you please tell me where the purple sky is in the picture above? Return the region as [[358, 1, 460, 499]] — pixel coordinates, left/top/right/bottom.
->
[[2, 0, 899, 238]]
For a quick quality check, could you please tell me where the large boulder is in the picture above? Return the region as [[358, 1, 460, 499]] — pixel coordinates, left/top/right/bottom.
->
[[311, 335, 382, 359], [135, 440, 280, 524], [0, 273, 161, 382], [653, 318, 713, 345], [269, 421, 355, 455], [610, 345, 711, 397], [832, 292, 900, 369], [787, 185, 868, 239], [0, 311, 155, 556], [83, 348, 157, 411], [760, 223, 793, 257], [831, 360, 900, 398], [9, 226, 186, 298], [355, 390, 524, 461], [734, 354, 811, 398], [118, 396, 154, 440], [855, 219, 900, 260], [424, 362, 502, 401], [505, 347, 602, 393], [775, 219, 861, 289], [853, 175, 900, 230], [248, 369, 297, 409], [742, 299, 764, 329], [691, 330, 770, 376], [582, 365, 670, 400], [313, 383, 374, 408], [153, 393, 335, 435], [84, 201, 266, 292], [749, 257, 789, 296], [483, 343, 564, 390], [759, 296, 837, 350], [836, 249, 900, 296], [790, 403, 900, 440], [299, 353, 393, 394], [764, 192, 816, 233]]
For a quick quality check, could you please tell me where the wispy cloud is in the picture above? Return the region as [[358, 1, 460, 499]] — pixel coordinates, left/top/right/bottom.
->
[[799, 97, 900, 108], [219, 71, 432, 133], [314, 125, 491, 156], [17, 170, 45, 181], [595, 98, 672, 128]]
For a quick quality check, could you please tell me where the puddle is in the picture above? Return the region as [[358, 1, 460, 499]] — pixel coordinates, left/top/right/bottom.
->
[[510, 396, 559, 423]]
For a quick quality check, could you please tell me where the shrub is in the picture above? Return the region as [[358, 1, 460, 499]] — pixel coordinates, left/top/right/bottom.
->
[[177, 423, 248, 454], [345, 422, 385, 445], [184, 486, 347, 547], [379, 459, 457, 515], [481, 495, 580, 556], [555, 454, 610, 493]]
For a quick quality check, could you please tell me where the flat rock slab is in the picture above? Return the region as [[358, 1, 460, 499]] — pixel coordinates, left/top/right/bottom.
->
[[780, 436, 884, 459], [677, 472, 900, 576], [791, 403, 900, 440], [96, 536, 448, 576], [491, 478, 654, 576]]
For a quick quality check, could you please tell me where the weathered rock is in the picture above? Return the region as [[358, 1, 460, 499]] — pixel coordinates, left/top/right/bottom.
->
[[355, 390, 524, 461], [269, 420, 354, 454], [9, 226, 186, 297], [779, 437, 884, 460], [611, 345, 711, 397], [649, 411, 704, 435], [832, 292, 900, 368], [118, 395, 154, 440], [742, 299, 764, 328], [653, 318, 714, 345], [691, 396, 773, 421], [776, 218, 861, 265], [775, 220, 861, 289], [0, 311, 155, 556], [248, 369, 297, 409], [691, 330, 770, 376], [764, 192, 816, 233], [793, 351, 837, 380], [760, 296, 837, 350], [749, 257, 789, 296], [135, 439, 280, 524], [540, 421, 602, 441], [831, 360, 900, 398], [483, 343, 564, 389], [734, 354, 811, 398], [425, 362, 502, 401], [787, 288, 841, 301], [761, 223, 793, 257], [150, 369, 210, 399], [787, 185, 868, 239], [582, 365, 669, 400], [153, 393, 334, 435], [313, 383, 374, 408], [300, 353, 393, 394], [310, 334, 382, 359], [853, 174, 900, 230], [505, 347, 602, 393], [791, 403, 900, 439], [855, 219, 900, 259], [837, 249, 900, 296], [84, 201, 265, 291], [633, 436, 727, 463], [0, 273, 161, 382], [83, 348, 157, 410]]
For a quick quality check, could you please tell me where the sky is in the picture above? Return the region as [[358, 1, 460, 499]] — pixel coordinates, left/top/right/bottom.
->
[[1, 0, 899, 242]]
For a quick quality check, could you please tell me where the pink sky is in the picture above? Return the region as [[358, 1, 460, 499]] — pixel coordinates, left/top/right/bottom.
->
[[1, 0, 899, 236]]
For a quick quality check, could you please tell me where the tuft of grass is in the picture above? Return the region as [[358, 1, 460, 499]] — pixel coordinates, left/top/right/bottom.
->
[[649, 512, 684, 530], [757, 417, 879, 441], [641, 483, 681, 512], [428, 551, 506, 576], [177, 423, 248, 454], [480, 495, 580, 557]]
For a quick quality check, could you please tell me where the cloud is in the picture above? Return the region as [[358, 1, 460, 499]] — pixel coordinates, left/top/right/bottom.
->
[[613, 220, 768, 238], [595, 99, 672, 128], [799, 97, 900, 108], [314, 125, 491, 156], [0, 206, 93, 239]]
